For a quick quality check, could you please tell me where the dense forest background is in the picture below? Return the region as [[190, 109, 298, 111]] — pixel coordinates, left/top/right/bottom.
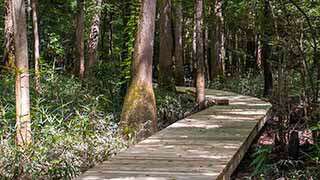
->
[[0, 0, 319, 179]]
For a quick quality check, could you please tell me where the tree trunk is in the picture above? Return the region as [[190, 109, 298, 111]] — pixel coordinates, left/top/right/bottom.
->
[[159, 0, 175, 90], [192, 11, 197, 87], [204, 27, 210, 81], [195, 0, 206, 109], [173, 0, 184, 86], [31, 0, 41, 92], [120, 0, 157, 142], [3, 0, 15, 71], [210, 0, 225, 80], [13, 0, 32, 146], [75, 0, 85, 79], [255, 33, 262, 70], [262, 0, 273, 97], [108, 12, 114, 60], [87, 0, 103, 70]]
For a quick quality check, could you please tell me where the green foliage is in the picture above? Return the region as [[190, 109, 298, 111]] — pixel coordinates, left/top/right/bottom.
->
[[0, 65, 126, 179], [120, 0, 140, 82], [47, 33, 65, 61], [155, 88, 195, 129], [85, 61, 125, 116], [210, 73, 264, 97], [250, 146, 272, 176], [39, 0, 76, 67]]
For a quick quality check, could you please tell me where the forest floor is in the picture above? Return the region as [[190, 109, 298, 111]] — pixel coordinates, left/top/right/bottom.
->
[[232, 107, 319, 179]]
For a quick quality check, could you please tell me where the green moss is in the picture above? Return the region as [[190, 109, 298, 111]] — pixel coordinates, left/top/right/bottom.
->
[[120, 80, 157, 142]]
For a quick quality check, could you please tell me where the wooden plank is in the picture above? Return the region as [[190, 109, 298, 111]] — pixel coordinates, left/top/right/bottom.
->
[[76, 89, 271, 180]]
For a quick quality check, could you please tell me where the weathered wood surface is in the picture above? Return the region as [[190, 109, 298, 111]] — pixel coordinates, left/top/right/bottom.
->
[[77, 88, 271, 180]]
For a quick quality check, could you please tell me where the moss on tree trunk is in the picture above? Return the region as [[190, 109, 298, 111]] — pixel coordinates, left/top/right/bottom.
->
[[120, 80, 157, 142], [120, 0, 157, 143]]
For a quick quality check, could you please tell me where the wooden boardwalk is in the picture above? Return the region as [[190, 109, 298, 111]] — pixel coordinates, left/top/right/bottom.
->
[[77, 89, 271, 180]]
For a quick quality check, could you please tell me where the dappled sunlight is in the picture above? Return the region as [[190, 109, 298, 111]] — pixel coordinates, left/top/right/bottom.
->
[[83, 177, 168, 180], [78, 89, 271, 179], [169, 118, 222, 129]]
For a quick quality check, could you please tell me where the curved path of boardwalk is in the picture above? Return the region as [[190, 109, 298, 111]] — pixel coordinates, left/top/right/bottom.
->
[[77, 88, 272, 180]]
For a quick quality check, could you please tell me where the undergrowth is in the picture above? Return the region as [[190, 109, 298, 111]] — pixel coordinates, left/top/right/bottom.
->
[[209, 72, 264, 97], [0, 64, 126, 179], [0, 62, 195, 179]]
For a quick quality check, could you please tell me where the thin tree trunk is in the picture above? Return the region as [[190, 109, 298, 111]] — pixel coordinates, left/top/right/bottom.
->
[[87, 0, 103, 70], [192, 11, 197, 86], [195, 0, 205, 109], [120, 0, 157, 142], [204, 27, 210, 81], [255, 34, 262, 69], [173, 0, 184, 86], [31, 0, 41, 92], [210, 0, 225, 80], [159, 0, 175, 90], [262, 0, 273, 97], [108, 12, 114, 60], [13, 0, 32, 146], [75, 0, 85, 79], [3, 0, 15, 70]]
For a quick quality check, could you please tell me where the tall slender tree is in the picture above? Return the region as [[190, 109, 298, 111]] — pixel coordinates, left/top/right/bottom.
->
[[210, 0, 225, 79], [13, 0, 32, 146], [3, 0, 14, 70], [195, 0, 206, 109], [120, 0, 157, 142], [173, 0, 184, 86], [159, 0, 175, 90], [31, 0, 41, 92], [75, 0, 85, 79], [261, 0, 273, 97], [87, 0, 103, 70]]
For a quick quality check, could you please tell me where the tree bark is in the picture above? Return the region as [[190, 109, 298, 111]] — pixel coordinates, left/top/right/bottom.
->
[[3, 0, 15, 71], [204, 27, 210, 81], [159, 0, 175, 90], [255, 34, 262, 69], [192, 11, 197, 87], [87, 0, 103, 70], [108, 12, 114, 60], [217, 0, 226, 76], [210, 0, 225, 80], [75, 0, 85, 79], [13, 0, 32, 146], [262, 0, 273, 97], [173, 0, 184, 86], [31, 0, 41, 92], [195, 0, 206, 109], [120, 0, 157, 142]]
